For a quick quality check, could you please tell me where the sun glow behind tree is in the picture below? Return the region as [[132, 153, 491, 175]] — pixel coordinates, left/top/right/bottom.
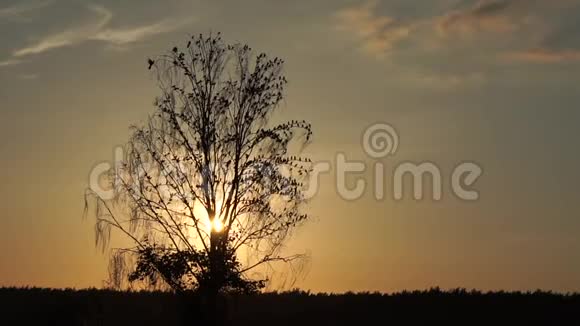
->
[[86, 33, 313, 294]]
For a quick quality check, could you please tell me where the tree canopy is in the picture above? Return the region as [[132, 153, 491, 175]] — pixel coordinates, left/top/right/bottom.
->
[[85, 33, 313, 295]]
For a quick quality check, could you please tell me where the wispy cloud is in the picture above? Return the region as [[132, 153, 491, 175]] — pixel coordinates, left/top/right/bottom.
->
[[13, 5, 112, 57], [0, 59, 22, 67], [335, 0, 522, 59], [90, 19, 193, 46], [334, 0, 580, 69], [12, 4, 193, 57], [504, 48, 580, 64], [335, 0, 415, 59], [0, 0, 53, 20], [437, 0, 522, 36]]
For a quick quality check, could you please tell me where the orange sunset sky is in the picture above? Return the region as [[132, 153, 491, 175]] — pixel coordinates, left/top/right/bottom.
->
[[1, 0, 580, 293]]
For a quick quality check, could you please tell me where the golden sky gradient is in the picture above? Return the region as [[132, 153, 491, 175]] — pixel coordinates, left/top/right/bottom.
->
[[1, 0, 580, 293]]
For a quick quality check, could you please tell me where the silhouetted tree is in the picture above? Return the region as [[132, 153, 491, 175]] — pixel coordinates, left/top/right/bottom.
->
[[85, 32, 312, 302]]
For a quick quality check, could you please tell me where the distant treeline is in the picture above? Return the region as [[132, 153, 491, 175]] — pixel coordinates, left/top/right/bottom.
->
[[1, 287, 579, 325]]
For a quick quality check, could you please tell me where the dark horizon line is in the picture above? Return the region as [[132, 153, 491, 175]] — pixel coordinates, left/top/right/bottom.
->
[[2, 286, 580, 297]]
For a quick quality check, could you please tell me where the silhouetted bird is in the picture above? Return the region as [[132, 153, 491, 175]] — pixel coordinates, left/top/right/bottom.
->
[[148, 59, 154, 70]]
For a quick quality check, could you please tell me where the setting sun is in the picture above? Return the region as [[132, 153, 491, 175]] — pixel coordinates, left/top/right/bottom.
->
[[211, 218, 224, 233], [192, 200, 225, 234]]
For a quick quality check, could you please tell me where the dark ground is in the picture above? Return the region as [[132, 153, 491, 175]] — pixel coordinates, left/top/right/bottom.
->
[[1, 287, 579, 325]]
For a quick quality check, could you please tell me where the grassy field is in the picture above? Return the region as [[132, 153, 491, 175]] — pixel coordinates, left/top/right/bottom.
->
[[1, 287, 579, 325]]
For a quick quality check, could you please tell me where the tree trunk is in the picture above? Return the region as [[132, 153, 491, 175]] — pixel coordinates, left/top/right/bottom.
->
[[204, 230, 227, 325]]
